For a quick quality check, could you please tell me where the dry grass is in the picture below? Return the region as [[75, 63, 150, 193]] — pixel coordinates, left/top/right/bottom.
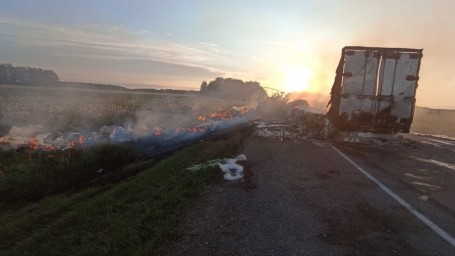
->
[[412, 107, 455, 137]]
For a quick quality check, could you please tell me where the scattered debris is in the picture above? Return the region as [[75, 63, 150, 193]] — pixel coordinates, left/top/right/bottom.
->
[[418, 195, 429, 201], [255, 108, 328, 141], [219, 154, 247, 181], [336, 131, 403, 145], [186, 160, 221, 172], [411, 181, 441, 191], [186, 154, 247, 181], [409, 156, 455, 171]]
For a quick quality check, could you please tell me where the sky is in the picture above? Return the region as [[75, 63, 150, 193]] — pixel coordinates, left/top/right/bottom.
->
[[0, 0, 454, 108]]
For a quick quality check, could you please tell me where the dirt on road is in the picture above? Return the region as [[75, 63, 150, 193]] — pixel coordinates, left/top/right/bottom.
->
[[158, 130, 455, 255]]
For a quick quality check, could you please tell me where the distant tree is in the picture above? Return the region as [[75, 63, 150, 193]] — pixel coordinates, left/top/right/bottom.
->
[[0, 63, 60, 86], [200, 81, 208, 95], [200, 77, 267, 101]]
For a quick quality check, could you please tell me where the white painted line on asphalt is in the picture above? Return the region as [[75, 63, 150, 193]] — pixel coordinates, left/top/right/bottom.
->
[[331, 145, 455, 248]]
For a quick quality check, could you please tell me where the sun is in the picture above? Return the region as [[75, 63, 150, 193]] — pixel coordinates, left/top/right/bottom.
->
[[281, 66, 313, 93]]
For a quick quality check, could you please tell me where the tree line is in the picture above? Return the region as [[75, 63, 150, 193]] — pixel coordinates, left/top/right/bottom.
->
[[0, 63, 60, 86], [200, 77, 268, 101]]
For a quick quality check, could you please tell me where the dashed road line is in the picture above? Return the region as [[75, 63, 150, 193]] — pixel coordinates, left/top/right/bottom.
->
[[331, 145, 455, 248]]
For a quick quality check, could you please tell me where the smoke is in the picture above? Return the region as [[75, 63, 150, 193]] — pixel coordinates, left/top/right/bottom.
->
[[0, 85, 256, 155], [131, 110, 196, 137], [344, 3, 455, 109], [286, 91, 330, 111]]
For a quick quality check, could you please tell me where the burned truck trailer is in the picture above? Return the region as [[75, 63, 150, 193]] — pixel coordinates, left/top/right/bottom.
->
[[327, 46, 423, 133]]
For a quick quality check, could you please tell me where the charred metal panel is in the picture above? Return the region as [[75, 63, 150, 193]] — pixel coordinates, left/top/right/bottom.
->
[[328, 46, 423, 133]]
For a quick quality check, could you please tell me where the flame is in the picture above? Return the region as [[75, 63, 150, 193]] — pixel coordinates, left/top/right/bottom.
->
[[198, 115, 206, 122], [233, 106, 249, 113], [0, 104, 251, 153], [68, 135, 85, 148], [210, 111, 233, 120], [79, 135, 85, 144], [154, 129, 163, 136], [0, 137, 8, 144], [29, 136, 39, 150], [44, 144, 56, 151]]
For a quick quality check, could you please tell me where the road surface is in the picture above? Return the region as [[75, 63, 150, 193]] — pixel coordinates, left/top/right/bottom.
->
[[159, 132, 455, 255]]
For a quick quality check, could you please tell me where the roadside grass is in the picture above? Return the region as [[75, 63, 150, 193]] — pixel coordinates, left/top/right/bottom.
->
[[0, 144, 141, 202], [0, 131, 246, 255]]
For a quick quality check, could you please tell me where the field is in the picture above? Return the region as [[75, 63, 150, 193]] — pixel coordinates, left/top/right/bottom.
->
[[0, 84, 253, 255], [0, 84, 244, 135], [412, 106, 455, 137]]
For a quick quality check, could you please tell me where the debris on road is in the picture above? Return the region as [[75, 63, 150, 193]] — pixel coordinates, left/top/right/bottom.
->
[[218, 154, 247, 181], [186, 154, 247, 181], [256, 107, 328, 141]]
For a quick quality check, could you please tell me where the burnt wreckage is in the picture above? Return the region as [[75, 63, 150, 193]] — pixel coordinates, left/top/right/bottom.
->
[[327, 46, 423, 134]]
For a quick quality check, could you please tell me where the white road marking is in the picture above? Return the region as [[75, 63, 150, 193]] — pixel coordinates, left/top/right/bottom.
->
[[331, 145, 455, 248]]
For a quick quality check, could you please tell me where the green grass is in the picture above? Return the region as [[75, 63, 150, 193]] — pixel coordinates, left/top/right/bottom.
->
[[0, 144, 141, 202], [0, 131, 246, 255]]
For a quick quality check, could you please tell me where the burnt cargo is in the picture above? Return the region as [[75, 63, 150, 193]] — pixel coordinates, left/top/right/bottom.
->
[[327, 46, 423, 133]]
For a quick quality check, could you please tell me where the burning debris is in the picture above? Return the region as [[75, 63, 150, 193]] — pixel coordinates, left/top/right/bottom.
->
[[0, 105, 254, 156], [256, 103, 328, 141]]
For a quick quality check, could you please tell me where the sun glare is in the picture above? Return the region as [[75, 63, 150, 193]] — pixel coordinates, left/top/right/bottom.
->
[[281, 66, 313, 93]]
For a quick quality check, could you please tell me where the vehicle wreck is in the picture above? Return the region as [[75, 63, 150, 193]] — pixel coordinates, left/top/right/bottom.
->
[[327, 46, 423, 135]]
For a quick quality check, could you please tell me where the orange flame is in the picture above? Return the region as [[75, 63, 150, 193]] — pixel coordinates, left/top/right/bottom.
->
[[210, 111, 233, 119], [198, 115, 206, 122], [235, 106, 249, 113], [44, 145, 56, 151], [79, 135, 85, 144], [154, 129, 163, 136], [0, 137, 8, 144], [68, 135, 85, 148], [29, 136, 39, 150]]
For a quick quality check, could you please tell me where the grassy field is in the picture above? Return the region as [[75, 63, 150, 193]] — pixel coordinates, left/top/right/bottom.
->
[[0, 125, 249, 255], [0, 84, 252, 255], [412, 107, 455, 137]]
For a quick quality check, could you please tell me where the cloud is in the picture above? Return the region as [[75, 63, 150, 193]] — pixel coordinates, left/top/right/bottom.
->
[[0, 16, 253, 87]]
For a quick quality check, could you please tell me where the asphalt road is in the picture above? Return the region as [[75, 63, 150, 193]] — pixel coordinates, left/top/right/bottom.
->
[[159, 132, 455, 255]]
